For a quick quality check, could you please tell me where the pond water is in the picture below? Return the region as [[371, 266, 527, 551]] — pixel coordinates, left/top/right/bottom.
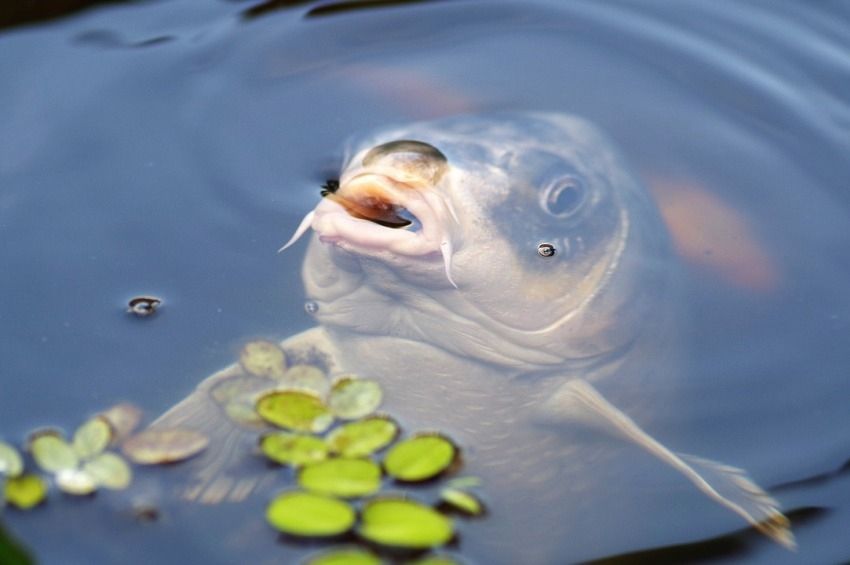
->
[[1, 1, 849, 563]]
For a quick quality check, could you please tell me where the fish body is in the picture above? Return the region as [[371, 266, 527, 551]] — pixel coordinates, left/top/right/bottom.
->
[[152, 113, 791, 560]]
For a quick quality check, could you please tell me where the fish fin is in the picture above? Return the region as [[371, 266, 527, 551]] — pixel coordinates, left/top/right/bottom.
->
[[551, 379, 794, 549], [144, 327, 344, 504], [147, 365, 270, 504], [679, 453, 795, 549], [278, 209, 315, 253]]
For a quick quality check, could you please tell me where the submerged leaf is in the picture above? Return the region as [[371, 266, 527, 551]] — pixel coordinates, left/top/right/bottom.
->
[[0, 441, 23, 478], [439, 488, 484, 516], [122, 428, 209, 465], [72, 417, 112, 460], [305, 547, 382, 565], [298, 458, 382, 498], [260, 433, 328, 467], [30, 433, 78, 473], [327, 377, 382, 420], [359, 498, 453, 549], [83, 452, 132, 490], [282, 364, 328, 396], [266, 491, 355, 537], [256, 390, 333, 433], [326, 417, 398, 458], [384, 435, 456, 482], [240, 340, 287, 379], [55, 468, 97, 495], [3, 475, 47, 510], [210, 374, 273, 428], [224, 401, 266, 428], [99, 403, 143, 444]]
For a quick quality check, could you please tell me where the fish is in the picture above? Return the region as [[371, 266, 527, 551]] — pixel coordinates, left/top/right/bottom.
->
[[148, 113, 792, 558]]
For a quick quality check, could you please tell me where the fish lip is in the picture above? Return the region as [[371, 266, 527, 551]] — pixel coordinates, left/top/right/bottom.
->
[[311, 171, 451, 258]]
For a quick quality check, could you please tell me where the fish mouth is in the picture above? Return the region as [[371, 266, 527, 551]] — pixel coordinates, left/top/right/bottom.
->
[[280, 171, 459, 287]]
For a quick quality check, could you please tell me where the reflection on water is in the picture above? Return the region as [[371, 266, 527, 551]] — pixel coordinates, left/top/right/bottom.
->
[[1, 1, 849, 564]]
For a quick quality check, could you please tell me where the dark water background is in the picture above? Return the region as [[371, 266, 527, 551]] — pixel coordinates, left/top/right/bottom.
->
[[1, 1, 849, 563]]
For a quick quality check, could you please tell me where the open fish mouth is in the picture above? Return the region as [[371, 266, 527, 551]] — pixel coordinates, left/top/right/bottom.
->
[[279, 170, 459, 287]]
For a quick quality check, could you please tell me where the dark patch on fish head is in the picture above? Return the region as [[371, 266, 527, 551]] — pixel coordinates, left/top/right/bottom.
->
[[437, 114, 671, 362]]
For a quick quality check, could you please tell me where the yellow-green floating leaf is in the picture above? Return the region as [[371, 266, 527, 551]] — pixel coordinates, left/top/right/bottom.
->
[[30, 433, 78, 473], [4, 474, 47, 510], [439, 488, 484, 516], [298, 458, 381, 498], [72, 417, 112, 459], [0, 441, 23, 478], [326, 417, 398, 458], [304, 547, 382, 565], [282, 364, 328, 396], [408, 556, 463, 565], [240, 340, 287, 379], [266, 491, 355, 537], [384, 435, 456, 482], [359, 498, 453, 549], [99, 403, 143, 444], [328, 377, 382, 420], [122, 428, 209, 465], [260, 433, 328, 467], [56, 468, 97, 495], [256, 390, 333, 433], [83, 452, 132, 490]]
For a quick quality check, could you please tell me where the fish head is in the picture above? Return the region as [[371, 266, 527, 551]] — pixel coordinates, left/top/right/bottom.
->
[[292, 113, 672, 372]]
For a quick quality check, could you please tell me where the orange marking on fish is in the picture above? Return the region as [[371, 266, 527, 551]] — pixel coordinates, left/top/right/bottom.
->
[[648, 176, 781, 292]]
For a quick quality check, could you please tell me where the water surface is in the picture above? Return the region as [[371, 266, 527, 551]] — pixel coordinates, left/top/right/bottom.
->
[[1, 1, 849, 563]]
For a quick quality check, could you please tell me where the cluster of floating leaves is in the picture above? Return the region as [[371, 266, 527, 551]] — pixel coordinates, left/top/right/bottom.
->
[[0, 400, 210, 515], [236, 340, 484, 563], [2, 339, 485, 565]]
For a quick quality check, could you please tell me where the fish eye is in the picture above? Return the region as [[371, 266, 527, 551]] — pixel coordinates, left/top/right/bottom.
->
[[541, 176, 587, 218]]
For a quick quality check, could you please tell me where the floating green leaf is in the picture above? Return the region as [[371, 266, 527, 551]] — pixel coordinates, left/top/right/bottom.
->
[[72, 417, 112, 460], [328, 377, 382, 420], [298, 458, 381, 498], [83, 452, 132, 490], [55, 468, 97, 495], [240, 340, 287, 379], [0, 441, 23, 478], [260, 433, 328, 467], [304, 547, 382, 565], [384, 435, 456, 482], [256, 391, 333, 433], [326, 417, 398, 458], [439, 488, 484, 516], [30, 433, 78, 473], [359, 498, 453, 549], [122, 428, 209, 465], [283, 364, 328, 396], [4, 475, 47, 510], [266, 491, 355, 537]]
